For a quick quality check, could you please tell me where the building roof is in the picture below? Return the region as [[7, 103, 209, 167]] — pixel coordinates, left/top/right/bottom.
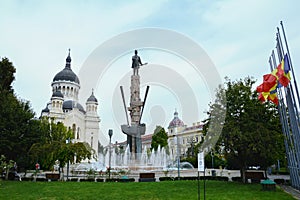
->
[[168, 110, 184, 128], [87, 91, 98, 103], [53, 49, 80, 84], [141, 134, 153, 142], [63, 100, 85, 114]]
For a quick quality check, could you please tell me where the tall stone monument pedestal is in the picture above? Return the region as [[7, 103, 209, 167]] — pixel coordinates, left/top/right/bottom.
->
[[121, 74, 146, 156]]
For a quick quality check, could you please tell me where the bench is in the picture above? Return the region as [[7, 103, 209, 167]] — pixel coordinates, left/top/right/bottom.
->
[[138, 173, 155, 182], [45, 173, 60, 181], [245, 171, 265, 183]]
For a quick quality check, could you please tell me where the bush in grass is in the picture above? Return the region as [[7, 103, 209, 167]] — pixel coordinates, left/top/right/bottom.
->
[[36, 177, 46, 182], [232, 177, 242, 182], [206, 176, 228, 181], [106, 178, 120, 182], [22, 177, 33, 181], [181, 176, 198, 181], [159, 177, 174, 181]]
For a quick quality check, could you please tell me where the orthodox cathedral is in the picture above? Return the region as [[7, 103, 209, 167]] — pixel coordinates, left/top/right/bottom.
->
[[40, 50, 101, 155]]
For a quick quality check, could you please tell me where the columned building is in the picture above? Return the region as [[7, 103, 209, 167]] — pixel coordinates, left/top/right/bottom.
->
[[40, 50, 101, 155]]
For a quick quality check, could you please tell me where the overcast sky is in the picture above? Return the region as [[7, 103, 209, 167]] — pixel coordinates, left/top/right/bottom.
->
[[1, 0, 299, 144]]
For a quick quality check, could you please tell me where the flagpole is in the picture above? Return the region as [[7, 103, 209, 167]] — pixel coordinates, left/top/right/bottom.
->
[[271, 49, 299, 189], [280, 21, 300, 109], [276, 25, 300, 189], [276, 32, 283, 61], [277, 24, 300, 128]]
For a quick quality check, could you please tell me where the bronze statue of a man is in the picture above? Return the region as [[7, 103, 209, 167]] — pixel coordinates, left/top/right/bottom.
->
[[132, 50, 143, 75]]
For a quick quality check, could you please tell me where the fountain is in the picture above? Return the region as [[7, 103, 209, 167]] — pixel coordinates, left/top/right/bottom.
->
[[72, 51, 194, 176], [98, 145, 174, 172]]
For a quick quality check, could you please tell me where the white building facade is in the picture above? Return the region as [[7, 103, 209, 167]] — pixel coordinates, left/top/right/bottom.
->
[[168, 111, 204, 159], [40, 50, 101, 155]]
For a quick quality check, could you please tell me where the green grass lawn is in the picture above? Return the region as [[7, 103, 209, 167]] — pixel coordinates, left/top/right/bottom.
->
[[0, 180, 295, 200]]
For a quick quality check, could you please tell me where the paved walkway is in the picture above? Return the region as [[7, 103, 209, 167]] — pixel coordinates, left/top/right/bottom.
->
[[266, 175, 300, 200], [279, 185, 300, 200]]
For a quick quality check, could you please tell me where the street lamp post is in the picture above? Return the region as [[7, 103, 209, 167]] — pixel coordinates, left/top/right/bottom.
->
[[66, 137, 70, 181], [108, 129, 113, 180], [173, 135, 180, 180], [211, 150, 214, 169]]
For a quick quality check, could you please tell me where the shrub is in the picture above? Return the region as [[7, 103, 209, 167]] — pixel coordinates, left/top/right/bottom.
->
[[159, 177, 174, 181], [231, 177, 242, 182]]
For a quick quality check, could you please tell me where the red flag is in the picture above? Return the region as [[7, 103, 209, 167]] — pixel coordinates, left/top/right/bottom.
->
[[256, 74, 277, 93]]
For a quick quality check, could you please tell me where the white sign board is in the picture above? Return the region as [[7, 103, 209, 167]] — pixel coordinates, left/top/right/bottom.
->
[[198, 152, 205, 172]]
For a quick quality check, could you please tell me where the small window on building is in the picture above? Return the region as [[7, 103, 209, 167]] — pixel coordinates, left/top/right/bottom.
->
[[72, 124, 76, 136], [77, 127, 80, 139]]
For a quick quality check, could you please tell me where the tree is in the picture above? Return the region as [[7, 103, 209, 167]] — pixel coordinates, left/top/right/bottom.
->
[[29, 118, 93, 171], [0, 57, 39, 170], [151, 126, 168, 151], [0, 57, 16, 92], [204, 77, 284, 183]]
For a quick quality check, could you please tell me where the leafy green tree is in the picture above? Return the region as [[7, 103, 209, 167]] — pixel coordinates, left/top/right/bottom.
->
[[204, 77, 284, 183], [151, 126, 168, 151], [0, 57, 16, 92], [29, 118, 93, 171], [0, 57, 39, 170]]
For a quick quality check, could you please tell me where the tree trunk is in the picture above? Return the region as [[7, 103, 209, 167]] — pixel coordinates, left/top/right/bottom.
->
[[5, 168, 9, 180], [241, 167, 247, 183], [60, 165, 64, 181]]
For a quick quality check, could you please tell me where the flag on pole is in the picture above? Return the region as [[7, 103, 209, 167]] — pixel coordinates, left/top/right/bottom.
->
[[275, 54, 291, 87], [258, 91, 278, 105], [257, 53, 291, 105], [256, 74, 277, 93]]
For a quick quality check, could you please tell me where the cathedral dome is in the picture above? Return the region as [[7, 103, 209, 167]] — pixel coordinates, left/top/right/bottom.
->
[[53, 49, 80, 84], [63, 100, 85, 114], [53, 68, 80, 84], [87, 91, 98, 103], [168, 110, 184, 128]]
